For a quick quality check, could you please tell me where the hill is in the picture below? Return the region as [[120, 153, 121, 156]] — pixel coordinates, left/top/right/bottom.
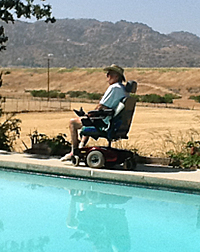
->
[[1, 19, 200, 68]]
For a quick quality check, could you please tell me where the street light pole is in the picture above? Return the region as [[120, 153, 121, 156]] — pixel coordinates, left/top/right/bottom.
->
[[47, 57, 50, 101], [47, 53, 53, 101]]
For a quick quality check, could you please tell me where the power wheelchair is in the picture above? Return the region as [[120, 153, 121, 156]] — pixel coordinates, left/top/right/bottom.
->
[[71, 80, 138, 170]]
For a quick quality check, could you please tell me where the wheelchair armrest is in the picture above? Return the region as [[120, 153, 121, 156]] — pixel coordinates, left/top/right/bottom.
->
[[88, 109, 114, 117], [73, 107, 85, 117], [81, 117, 107, 128]]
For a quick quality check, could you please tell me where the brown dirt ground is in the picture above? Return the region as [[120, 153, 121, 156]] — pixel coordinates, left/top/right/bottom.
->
[[1, 68, 200, 156]]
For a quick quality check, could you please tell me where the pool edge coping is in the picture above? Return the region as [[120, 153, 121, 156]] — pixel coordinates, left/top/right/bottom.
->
[[0, 155, 200, 194]]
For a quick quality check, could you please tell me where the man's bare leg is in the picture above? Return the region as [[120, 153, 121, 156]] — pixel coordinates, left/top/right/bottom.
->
[[61, 117, 89, 161], [69, 117, 82, 149], [61, 117, 82, 161], [79, 135, 88, 148], [69, 117, 90, 149]]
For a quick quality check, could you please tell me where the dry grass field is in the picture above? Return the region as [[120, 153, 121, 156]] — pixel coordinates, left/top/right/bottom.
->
[[0, 67, 200, 156]]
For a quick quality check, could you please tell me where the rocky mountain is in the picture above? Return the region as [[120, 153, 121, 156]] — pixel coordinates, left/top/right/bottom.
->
[[0, 18, 200, 68]]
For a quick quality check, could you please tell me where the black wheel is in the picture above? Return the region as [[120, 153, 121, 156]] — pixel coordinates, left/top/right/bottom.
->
[[123, 157, 137, 170], [71, 155, 80, 166], [86, 151, 105, 168]]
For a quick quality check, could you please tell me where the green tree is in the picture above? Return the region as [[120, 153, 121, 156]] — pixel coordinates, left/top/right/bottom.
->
[[0, 0, 56, 51], [0, 0, 55, 151]]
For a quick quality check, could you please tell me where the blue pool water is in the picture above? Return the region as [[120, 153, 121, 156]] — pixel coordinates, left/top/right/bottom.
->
[[0, 170, 200, 252]]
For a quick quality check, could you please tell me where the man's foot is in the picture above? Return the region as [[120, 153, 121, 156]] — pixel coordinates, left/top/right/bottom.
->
[[79, 142, 86, 149], [60, 152, 73, 162]]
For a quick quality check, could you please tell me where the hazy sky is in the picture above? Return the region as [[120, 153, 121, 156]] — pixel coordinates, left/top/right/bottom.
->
[[37, 0, 200, 37]]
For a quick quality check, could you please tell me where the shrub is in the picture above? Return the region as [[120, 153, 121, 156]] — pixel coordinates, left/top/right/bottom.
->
[[130, 94, 140, 102], [189, 95, 200, 103], [67, 90, 87, 98], [49, 90, 59, 98], [59, 92, 66, 99], [0, 74, 21, 151], [88, 92, 102, 100], [67, 90, 103, 100], [0, 114, 21, 151], [140, 94, 165, 103], [167, 140, 200, 169], [163, 94, 178, 103], [28, 130, 71, 156], [30, 90, 47, 97], [30, 89, 66, 99], [137, 93, 181, 104]]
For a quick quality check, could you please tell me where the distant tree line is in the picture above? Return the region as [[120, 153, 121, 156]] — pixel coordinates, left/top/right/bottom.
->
[[66, 91, 180, 104], [28, 89, 183, 104]]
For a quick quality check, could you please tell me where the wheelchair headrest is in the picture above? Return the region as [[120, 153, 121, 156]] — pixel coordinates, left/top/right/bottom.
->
[[125, 80, 137, 93]]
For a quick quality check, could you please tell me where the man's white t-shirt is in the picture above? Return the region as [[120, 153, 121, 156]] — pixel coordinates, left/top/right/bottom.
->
[[100, 82, 127, 109], [99, 82, 127, 126]]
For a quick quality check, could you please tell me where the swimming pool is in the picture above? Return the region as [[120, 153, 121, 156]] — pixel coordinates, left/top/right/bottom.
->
[[0, 169, 200, 252]]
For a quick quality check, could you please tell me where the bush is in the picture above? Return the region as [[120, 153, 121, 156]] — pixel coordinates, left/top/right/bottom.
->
[[140, 94, 165, 103], [87, 92, 102, 100], [67, 91, 87, 98], [138, 93, 181, 104], [189, 95, 200, 103], [130, 94, 140, 102], [30, 90, 47, 97], [67, 90, 103, 100], [0, 114, 21, 151], [49, 90, 59, 98], [28, 130, 71, 156], [59, 92, 66, 99], [167, 140, 200, 169], [30, 89, 66, 99], [163, 94, 180, 103]]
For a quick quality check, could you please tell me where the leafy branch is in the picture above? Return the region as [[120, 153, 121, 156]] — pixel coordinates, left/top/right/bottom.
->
[[0, 0, 56, 51]]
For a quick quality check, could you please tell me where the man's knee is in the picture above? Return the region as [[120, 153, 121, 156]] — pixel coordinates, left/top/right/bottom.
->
[[70, 118, 82, 129], [69, 118, 76, 125]]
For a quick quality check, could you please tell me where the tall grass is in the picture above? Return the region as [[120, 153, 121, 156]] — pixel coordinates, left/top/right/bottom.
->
[[137, 128, 200, 157]]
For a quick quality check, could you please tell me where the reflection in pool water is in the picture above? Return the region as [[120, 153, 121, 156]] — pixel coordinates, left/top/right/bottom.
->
[[0, 170, 200, 252], [67, 189, 131, 251]]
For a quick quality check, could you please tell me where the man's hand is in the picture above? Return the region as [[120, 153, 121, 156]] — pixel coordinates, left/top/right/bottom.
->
[[95, 104, 108, 110]]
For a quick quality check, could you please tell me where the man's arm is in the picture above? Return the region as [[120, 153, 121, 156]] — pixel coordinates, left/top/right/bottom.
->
[[87, 103, 108, 117], [95, 103, 108, 110]]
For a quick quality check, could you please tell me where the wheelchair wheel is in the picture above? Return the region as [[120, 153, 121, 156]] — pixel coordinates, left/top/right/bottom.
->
[[123, 157, 136, 170], [86, 150, 105, 168], [71, 155, 80, 167]]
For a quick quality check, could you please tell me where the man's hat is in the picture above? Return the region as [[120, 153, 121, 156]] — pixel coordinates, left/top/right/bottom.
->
[[103, 64, 126, 82]]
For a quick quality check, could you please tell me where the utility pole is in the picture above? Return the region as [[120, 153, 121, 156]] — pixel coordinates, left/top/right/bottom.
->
[[47, 54, 53, 101]]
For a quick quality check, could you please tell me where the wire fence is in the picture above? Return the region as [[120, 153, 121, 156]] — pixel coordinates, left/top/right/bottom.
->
[[2, 97, 71, 113]]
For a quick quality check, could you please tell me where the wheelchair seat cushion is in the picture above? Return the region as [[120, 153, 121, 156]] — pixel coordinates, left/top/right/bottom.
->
[[80, 126, 106, 140]]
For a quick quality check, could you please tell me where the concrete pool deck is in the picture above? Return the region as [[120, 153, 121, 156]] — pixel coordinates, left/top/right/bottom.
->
[[0, 150, 200, 193]]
